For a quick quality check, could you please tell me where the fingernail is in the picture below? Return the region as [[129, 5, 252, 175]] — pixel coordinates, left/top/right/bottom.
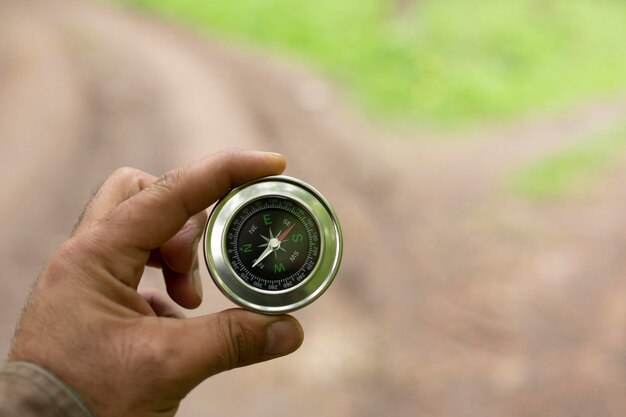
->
[[192, 267, 203, 300], [190, 235, 201, 271], [265, 320, 302, 356], [264, 152, 286, 165]]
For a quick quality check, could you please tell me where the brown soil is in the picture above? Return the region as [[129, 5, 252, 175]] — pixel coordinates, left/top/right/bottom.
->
[[1, 1, 624, 416]]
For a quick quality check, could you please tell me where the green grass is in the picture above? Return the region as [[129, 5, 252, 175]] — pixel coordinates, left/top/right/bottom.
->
[[508, 125, 626, 200], [113, 0, 626, 127]]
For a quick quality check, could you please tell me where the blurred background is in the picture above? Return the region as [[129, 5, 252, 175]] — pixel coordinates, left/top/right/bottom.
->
[[1, 0, 625, 415]]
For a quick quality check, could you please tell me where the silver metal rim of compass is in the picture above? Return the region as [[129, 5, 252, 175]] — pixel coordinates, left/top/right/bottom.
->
[[203, 175, 343, 315]]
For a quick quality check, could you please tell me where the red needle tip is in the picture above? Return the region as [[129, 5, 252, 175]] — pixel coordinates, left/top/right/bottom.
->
[[278, 224, 296, 241]]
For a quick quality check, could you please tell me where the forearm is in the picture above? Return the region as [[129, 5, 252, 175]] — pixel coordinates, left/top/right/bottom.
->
[[0, 361, 93, 417]]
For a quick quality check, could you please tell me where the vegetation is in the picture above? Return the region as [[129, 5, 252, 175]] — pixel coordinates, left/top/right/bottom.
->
[[508, 125, 626, 200], [114, 0, 626, 127], [112, 0, 626, 199]]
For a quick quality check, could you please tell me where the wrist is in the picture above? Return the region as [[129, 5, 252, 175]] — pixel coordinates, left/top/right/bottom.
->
[[0, 361, 95, 417]]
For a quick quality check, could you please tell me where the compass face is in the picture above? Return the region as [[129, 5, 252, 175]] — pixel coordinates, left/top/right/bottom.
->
[[226, 197, 321, 292], [204, 175, 342, 314]]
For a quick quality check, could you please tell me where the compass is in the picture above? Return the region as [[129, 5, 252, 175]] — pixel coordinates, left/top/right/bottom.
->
[[203, 176, 342, 314]]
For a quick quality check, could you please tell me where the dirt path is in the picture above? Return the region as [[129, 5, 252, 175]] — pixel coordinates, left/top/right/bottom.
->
[[1, 1, 624, 416]]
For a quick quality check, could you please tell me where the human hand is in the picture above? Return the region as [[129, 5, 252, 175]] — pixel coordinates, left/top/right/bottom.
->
[[9, 149, 304, 417]]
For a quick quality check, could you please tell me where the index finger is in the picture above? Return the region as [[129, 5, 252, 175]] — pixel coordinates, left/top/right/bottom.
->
[[92, 149, 285, 272]]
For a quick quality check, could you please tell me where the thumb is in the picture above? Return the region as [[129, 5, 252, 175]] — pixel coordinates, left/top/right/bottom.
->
[[170, 309, 303, 387]]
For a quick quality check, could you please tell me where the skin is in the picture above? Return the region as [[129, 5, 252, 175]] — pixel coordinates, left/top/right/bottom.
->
[[9, 149, 304, 417]]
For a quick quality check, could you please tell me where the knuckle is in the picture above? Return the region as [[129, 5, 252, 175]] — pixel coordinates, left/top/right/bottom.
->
[[40, 239, 91, 289], [215, 148, 243, 170], [215, 313, 260, 370], [111, 166, 141, 180], [153, 169, 184, 194], [50, 239, 83, 271], [44, 247, 71, 282], [217, 147, 243, 161], [109, 166, 152, 194]]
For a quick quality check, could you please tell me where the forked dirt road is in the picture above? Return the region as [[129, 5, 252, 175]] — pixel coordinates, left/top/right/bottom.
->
[[1, 1, 625, 416]]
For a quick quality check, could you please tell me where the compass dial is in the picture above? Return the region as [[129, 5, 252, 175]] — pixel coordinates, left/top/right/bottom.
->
[[226, 197, 321, 292]]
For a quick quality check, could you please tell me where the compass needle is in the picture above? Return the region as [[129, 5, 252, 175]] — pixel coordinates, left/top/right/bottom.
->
[[277, 224, 296, 242], [252, 245, 274, 268]]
